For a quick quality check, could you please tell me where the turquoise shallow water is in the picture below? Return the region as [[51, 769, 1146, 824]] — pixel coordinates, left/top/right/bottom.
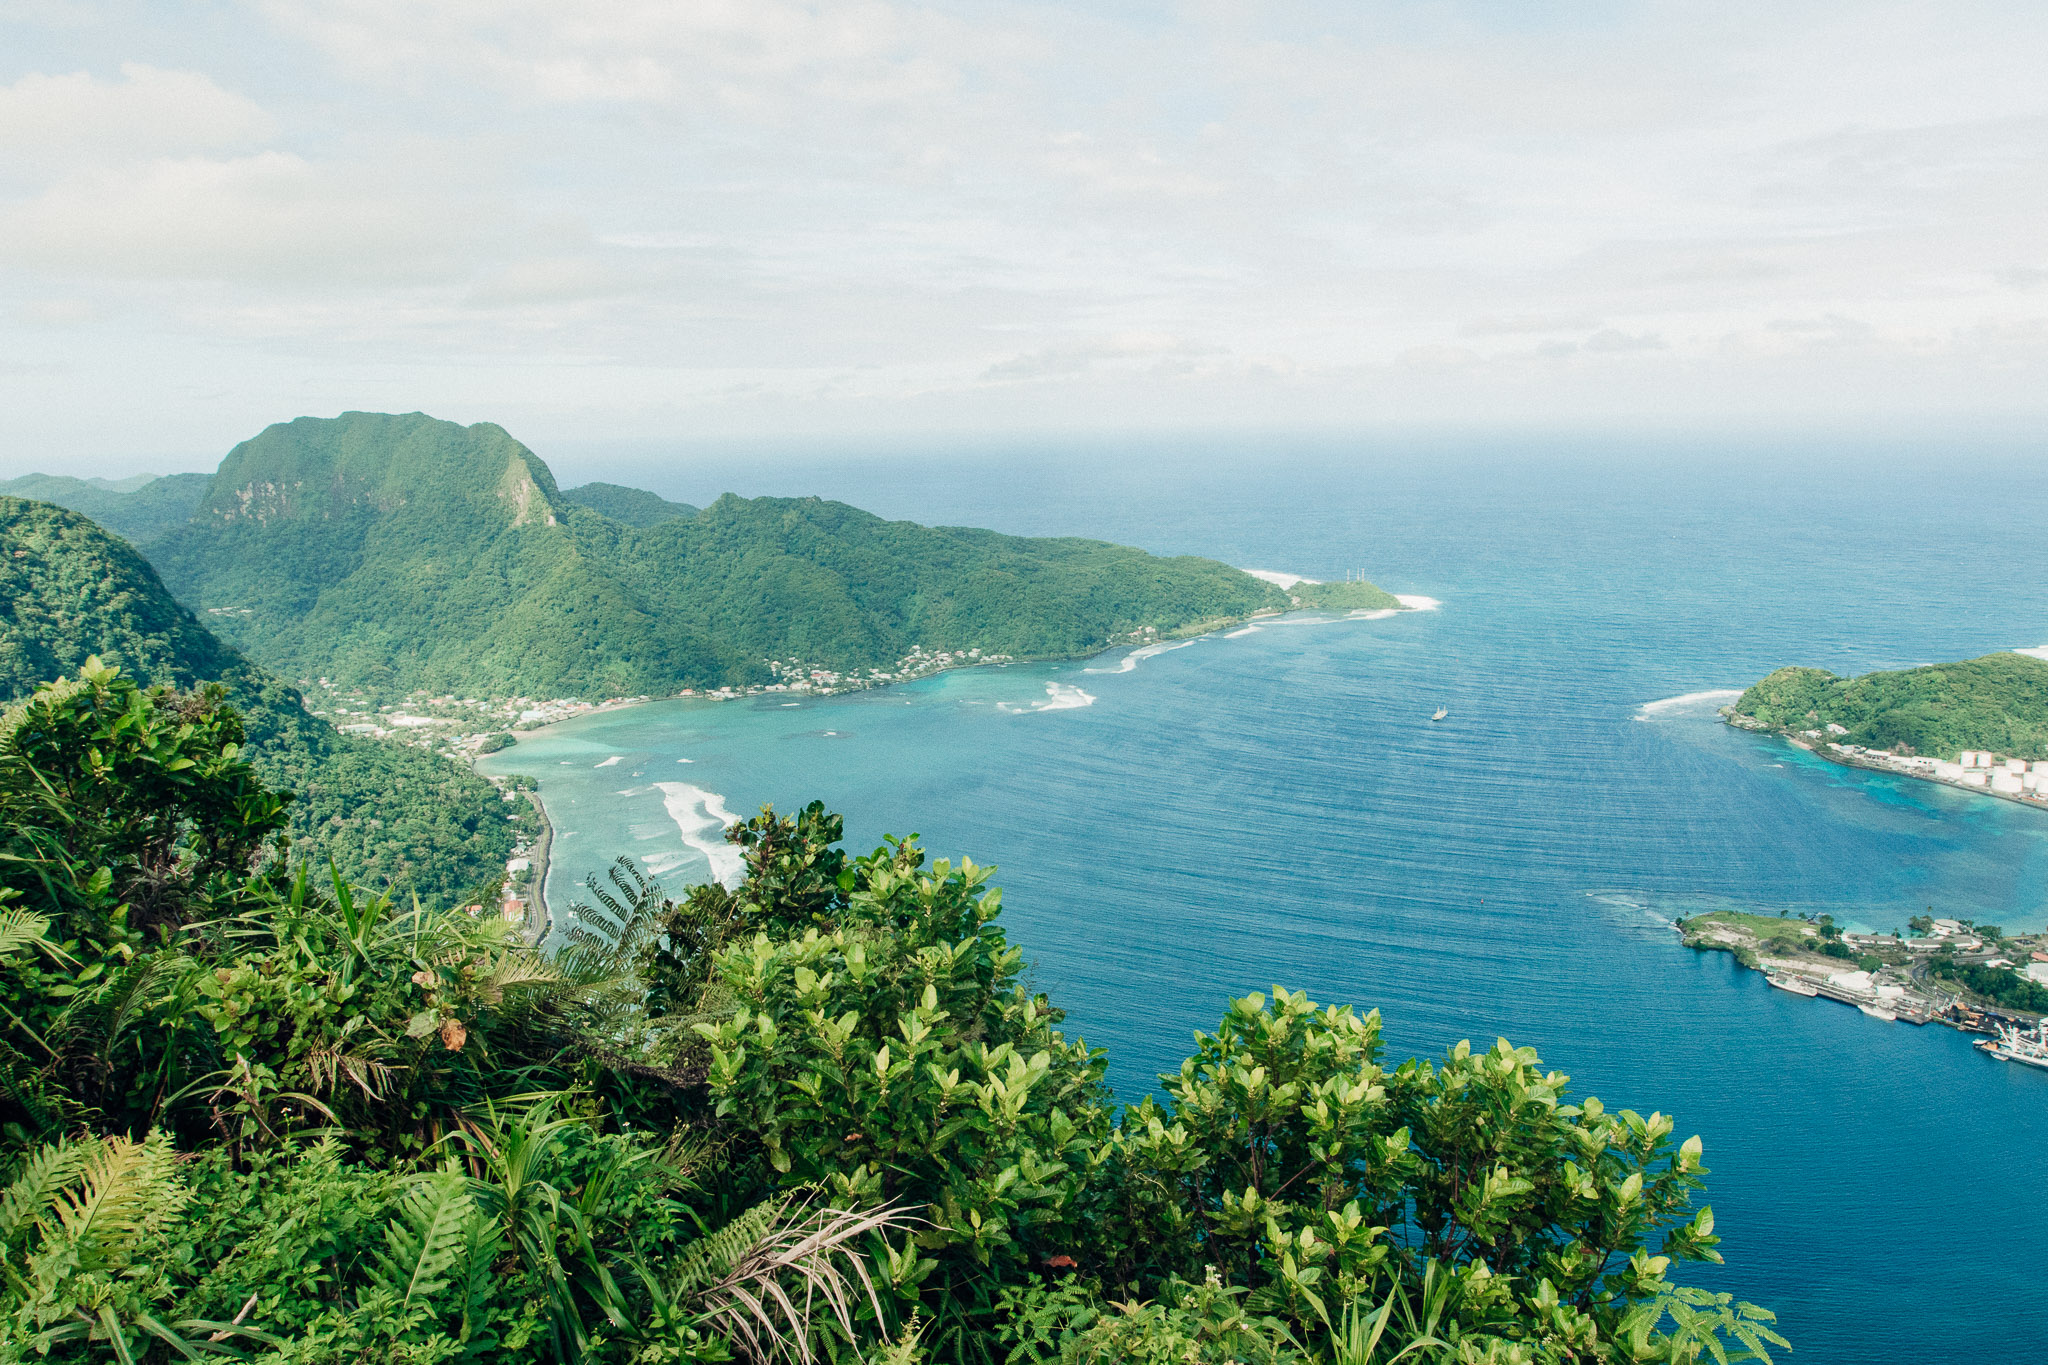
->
[[487, 441, 2048, 1362]]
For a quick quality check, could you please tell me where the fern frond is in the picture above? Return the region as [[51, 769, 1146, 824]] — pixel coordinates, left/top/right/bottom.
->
[[372, 1170, 476, 1317], [47, 1132, 185, 1272], [0, 1134, 85, 1250], [667, 1199, 780, 1300]]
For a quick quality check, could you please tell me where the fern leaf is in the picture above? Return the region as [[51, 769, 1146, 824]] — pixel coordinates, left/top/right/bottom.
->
[[372, 1172, 475, 1316], [0, 1134, 84, 1250], [51, 1136, 158, 1268], [665, 1199, 779, 1299], [450, 1194, 506, 1349]]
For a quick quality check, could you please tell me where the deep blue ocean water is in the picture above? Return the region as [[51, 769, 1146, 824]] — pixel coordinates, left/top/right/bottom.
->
[[488, 439, 2048, 1362]]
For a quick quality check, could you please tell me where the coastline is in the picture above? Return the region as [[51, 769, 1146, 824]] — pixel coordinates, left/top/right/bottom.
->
[[521, 788, 553, 944], [499, 589, 1433, 736], [1724, 710, 2048, 815], [491, 586, 1434, 941], [1675, 909, 2046, 1038]]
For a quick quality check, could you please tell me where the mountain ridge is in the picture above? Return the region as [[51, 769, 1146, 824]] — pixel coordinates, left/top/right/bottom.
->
[[145, 411, 1296, 700]]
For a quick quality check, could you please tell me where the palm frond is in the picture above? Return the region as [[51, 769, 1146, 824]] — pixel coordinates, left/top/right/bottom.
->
[[0, 906, 68, 964], [692, 1199, 914, 1364]]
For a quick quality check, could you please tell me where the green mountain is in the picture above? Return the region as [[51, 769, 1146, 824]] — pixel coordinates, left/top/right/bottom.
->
[[146, 411, 1295, 699], [1731, 652, 2048, 760], [561, 481, 698, 526], [0, 496, 517, 902], [0, 470, 209, 545]]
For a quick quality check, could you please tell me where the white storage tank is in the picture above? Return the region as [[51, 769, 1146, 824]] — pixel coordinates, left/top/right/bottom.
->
[[1964, 771, 1990, 787], [1992, 772, 2024, 793], [2008, 758, 2028, 774]]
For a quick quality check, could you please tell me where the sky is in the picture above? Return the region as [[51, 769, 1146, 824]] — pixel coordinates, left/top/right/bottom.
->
[[2, 1, 2046, 473]]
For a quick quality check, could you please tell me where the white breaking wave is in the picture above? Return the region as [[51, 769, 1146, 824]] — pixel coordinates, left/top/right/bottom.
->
[[1085, 638, 1198, 674], [998, 682, 1097, 714], [1394, 594, 1441, 611], [1636, 689, 1744, 720], [1224, 624, 1261, 638], [651, 782, 744, 886], [2017, 645, 2048, 661], [594, 755, 624, 768]]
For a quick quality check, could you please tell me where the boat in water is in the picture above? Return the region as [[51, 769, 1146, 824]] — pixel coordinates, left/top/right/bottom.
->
[[1975, 1020, 2048, 1071], [1431, 708, 1448, 721], [1767, 973, 1819, 996]]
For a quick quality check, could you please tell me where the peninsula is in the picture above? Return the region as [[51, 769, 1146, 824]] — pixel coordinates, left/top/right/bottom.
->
[[1677, 908, 2048, 1043], [1725, 652, 2048, 809]]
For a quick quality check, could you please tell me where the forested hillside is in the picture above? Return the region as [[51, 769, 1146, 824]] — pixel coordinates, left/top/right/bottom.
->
[[0, 470, 208, 545], [1731, 653, 2048, 759], [145, 411, 1291, 698], [561, 480, 699, 525], [0, 496, 516, 902], [0, 669, 1783, 1364]]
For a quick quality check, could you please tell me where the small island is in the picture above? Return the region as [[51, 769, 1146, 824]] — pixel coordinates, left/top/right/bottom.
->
[[1725, 652, 2048, 809]]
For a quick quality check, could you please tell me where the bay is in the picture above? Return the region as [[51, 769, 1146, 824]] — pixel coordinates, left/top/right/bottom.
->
[[486, 437, 2048, 1362]]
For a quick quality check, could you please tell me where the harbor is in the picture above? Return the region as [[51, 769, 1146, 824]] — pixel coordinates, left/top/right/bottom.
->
[[1680, 908, 2048, 1063]]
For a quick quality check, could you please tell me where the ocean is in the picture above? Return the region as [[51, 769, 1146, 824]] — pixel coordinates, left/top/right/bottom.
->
[[485, 436, 2048, 1362]]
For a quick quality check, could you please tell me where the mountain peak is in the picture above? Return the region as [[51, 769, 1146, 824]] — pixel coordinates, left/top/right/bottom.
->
[[200, 411, 565, 529]]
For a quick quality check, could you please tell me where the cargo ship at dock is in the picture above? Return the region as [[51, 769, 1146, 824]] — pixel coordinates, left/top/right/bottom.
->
[[1976, 1020, 2048, 1071]]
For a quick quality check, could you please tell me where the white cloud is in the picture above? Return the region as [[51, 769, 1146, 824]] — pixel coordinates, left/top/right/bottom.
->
[[0, 151, 491, 283], [0, 63, 275, 168], [2, 0, 2048, 460]]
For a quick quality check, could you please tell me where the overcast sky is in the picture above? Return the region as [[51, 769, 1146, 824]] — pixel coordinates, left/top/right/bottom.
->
[[3, 1, 2046, 472]]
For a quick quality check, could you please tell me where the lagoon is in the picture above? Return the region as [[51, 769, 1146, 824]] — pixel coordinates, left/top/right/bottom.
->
[[487, 439, 2048, 1361]]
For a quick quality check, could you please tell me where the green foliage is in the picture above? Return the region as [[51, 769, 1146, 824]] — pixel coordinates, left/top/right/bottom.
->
[[1732, 654, 2048, 760], [0, 673, 1784, 1365], [145, 412, 1288, 700], [560, 484, 699, 527], [0, 473, 209, 548], [477, 734, 517, 755], [0, 499, 512, 903], [1930, 959, 2048, 1012], [1289, 581, 1402, 612]]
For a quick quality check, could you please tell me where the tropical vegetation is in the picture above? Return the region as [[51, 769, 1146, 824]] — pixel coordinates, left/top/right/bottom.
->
[[1730, 653, 2048, 760], [1930, 958, 2048, 1013], [0, 473, 208, 548], [0, 663, 1783, 1363], [559, 483, 699, 527], [1289, 581, 1402, 612], [0, 497, 518, 905], [143, 412, 1295, 700]]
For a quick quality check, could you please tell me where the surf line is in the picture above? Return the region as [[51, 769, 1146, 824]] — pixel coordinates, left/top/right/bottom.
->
[[651, 782, 745, 886], [998, 682, 1098, 714]]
